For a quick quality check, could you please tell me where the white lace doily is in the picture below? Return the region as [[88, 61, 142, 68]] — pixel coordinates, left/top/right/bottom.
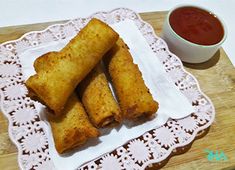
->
[[0, 8, 215, 170]]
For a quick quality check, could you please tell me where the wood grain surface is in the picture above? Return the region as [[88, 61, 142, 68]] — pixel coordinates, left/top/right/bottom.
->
[[0, 11, 235, 170]]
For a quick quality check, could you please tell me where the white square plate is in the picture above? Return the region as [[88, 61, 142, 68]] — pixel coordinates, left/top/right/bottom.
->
[[0, 8, 215, 170]]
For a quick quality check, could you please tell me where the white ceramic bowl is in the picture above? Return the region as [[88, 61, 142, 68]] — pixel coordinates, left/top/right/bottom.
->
[[162, 5, 227, 63]]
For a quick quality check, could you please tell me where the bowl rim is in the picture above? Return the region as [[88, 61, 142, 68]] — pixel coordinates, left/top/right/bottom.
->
[[166, 4, 227, 48]]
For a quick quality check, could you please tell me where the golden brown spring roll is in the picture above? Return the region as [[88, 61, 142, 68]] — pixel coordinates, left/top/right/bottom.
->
[[26, 18, 119, 115], [48, 93, 99, 154], [104, 38, 159, 119], [78, 63, 122, 127]]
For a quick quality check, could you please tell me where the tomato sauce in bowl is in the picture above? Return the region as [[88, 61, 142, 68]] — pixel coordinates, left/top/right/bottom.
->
[[169, 6, 224, 45]]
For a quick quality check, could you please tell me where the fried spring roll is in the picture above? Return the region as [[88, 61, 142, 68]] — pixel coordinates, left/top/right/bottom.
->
[[26, 18, 119, 115], [78, 63, 122, 127], [48, 94, 99, 154], [104, 38, 159, 119]]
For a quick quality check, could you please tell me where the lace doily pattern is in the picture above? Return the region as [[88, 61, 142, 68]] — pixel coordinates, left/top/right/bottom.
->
[[0, 8, 215, 170]]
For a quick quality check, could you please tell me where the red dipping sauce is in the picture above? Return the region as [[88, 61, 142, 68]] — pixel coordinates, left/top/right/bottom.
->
[[169, 7, 224, 45]]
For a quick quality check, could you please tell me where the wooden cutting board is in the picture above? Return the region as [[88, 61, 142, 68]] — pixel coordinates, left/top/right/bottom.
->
[[0, 11, 235, 170]]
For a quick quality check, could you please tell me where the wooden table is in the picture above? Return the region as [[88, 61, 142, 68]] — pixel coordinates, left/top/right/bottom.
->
[[0, 11, 235, 170]]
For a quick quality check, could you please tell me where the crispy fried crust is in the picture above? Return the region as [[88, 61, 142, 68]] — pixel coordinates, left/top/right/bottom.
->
[[48, 94, 99, 154], [26, 18, 119, 115], [78, 63, 122, 127], [104, 38, 159, 119]]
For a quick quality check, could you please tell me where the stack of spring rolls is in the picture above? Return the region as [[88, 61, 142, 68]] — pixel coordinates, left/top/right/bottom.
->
[[26, 18, 159, 154]]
